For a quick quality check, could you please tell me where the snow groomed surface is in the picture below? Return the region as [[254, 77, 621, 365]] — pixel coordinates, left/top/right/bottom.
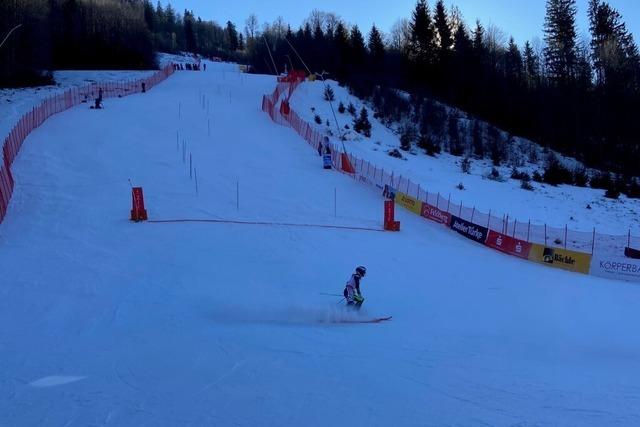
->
[[1, 62, 640, 426]]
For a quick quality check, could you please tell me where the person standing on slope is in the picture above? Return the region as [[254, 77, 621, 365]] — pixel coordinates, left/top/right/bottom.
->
[[344, 266, 366, 308]]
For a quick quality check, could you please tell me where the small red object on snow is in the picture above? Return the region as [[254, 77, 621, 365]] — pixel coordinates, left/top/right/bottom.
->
[[130, 187, 148, 222], [384, 200, 400, 231]]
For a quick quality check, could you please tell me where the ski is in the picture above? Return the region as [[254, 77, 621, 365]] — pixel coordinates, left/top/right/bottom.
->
[[321, 316, 392, 324]]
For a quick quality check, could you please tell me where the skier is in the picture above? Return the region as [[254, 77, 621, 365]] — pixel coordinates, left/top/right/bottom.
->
[[343, 266, 366, 308]]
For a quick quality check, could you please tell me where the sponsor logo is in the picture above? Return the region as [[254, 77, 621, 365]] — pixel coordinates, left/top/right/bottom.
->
[[450, 216, 488, 243], [599, 260, 640, 273], [590, 255, 640, 282], [421, 204, 450, 224], [486, 231, 532, 259], [515, 242, 524, 254], [543, 248, 577, 266], [529, 244, 591, 274], [398, 194, 417, 208], [395, 191, 422, 215], [452, 220, 484, 240]]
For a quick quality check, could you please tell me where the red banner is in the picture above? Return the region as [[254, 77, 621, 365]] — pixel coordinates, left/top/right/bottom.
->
[[421, 203, 451, 226], [485, 231, 532, 259]]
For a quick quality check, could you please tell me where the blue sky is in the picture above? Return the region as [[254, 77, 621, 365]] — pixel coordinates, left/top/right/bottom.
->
[[165, 0, 640, 45]]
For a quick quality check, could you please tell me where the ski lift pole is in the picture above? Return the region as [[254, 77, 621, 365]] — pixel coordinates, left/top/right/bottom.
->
[[0, 24, 22, 49], [284, 37, 345, 151], [262, 36, 278, 76], [318, 70, 345, 149]]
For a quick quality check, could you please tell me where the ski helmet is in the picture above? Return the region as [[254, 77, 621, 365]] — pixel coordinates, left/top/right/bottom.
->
[[356, 266, 366, 277]]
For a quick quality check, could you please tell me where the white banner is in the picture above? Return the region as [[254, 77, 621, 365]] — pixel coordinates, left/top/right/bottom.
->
[[590, 255, 640, 282]]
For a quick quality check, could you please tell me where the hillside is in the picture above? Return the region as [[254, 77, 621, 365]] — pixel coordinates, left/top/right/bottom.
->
[[290, 80, 640, 237]]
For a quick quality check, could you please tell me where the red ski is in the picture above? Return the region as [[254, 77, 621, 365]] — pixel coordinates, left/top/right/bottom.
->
[[334, 316, 392, 324]]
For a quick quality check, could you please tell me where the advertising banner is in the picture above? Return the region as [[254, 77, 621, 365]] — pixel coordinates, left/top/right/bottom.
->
[[624, 247, 640, 260], [322, 154, 332, 169], [590, 255, 640, 282], [395, 191, 422, 215], [421, 203, 452, 226], [528, 244, 591, 274], [450, 215, 489, 244], [485, 231, 532, 259]]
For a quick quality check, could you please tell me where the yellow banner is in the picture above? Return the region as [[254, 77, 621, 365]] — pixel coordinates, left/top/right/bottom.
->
[[395, 191, 423, 216], [528, 244, 592, 274]]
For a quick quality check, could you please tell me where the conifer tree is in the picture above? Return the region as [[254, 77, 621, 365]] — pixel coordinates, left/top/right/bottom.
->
[[523, 41, 540, 86], [184, 11, 197, 53], [408, 0, 436, 66], [434, 0, 453, 57], [226, 21, 239, 51], [544, 0, 578, 85], [505, 37, 523, 79], [588, 0, 639, 90], [472, 20, 485, 57], [333, 22, 350, 79], [368, 25, 385, 68], [349, 25, 367, 68]]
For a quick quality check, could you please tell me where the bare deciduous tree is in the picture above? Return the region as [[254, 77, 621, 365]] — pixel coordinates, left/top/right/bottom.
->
[[244, 14, 258, 40], [390, 18, 410, 51]]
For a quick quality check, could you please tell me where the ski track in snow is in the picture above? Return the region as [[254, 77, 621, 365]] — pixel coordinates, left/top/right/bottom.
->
[[29, 376, 87, 388], [0, 60, 639, 426]]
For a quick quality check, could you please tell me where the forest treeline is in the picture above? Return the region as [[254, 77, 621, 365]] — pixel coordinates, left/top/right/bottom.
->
[[0, 0, 242, 86]]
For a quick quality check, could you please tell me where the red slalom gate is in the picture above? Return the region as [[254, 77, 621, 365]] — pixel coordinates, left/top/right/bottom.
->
[[384, 200, 400, 231], [130, 187, 148, 222]]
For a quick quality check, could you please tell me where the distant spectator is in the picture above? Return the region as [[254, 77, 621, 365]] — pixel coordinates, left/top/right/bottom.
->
[[93, 87, 103, 109]]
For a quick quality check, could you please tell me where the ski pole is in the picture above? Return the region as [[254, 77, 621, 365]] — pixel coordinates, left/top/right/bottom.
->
[[320, 293, 344, 297]]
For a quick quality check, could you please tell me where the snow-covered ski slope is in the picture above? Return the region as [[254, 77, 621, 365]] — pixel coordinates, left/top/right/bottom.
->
[[1, 61, 639, 426]]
